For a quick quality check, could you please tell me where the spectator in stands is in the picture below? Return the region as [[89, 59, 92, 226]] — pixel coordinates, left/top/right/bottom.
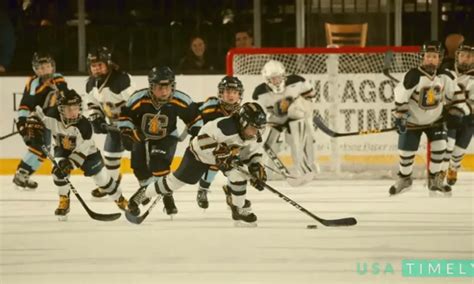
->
[[0, 10, 15, 73], [235, 29, 254, 48], [440, 33, 464, 70], [176, 35, 216, 74]]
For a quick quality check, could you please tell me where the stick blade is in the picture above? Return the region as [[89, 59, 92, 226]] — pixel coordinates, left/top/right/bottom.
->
[[90, 212, 122, 222], [125, 211, 149, 224], [320, 217, 357, 227]]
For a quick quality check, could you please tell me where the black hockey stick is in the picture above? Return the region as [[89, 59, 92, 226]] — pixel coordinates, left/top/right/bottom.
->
[[236, 166, 357, 227], [383, 50, 400, 83], [313, 115, 397, 138], [0, 131, 19, 140], [125, 191, 162, 224], [41, 145, 122, 222]]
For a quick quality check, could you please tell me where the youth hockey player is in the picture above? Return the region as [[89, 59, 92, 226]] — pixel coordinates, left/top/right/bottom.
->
[[127, 102, 267, 226], [117, 66, 200, 217], [85, 46, 135, 198], [389, 41, 464, 196], [14, 52, 68, 190], [252, 60, 316, 185], [441, 42, 474, 187], [27, 89, 128, 220], [194, 75, 243, 209]]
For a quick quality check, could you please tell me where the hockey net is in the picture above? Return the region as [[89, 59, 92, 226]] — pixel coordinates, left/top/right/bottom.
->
[[227, 46, 427, 179]]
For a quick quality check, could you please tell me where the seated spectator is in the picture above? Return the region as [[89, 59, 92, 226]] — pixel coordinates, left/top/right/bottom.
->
[[235, 29, 254, 48], [177, 35, 216, 74]]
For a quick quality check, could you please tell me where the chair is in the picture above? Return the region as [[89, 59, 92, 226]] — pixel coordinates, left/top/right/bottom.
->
[[325, 23, 368, 47]]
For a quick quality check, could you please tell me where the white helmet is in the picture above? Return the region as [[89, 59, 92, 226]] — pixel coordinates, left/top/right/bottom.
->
[[261, 60, 286, 93]]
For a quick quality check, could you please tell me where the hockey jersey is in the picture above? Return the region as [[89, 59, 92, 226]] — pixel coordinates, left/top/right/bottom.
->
[[394, 67, 458, 125], [252, 74, 313, 124], [188, 96, 236, 136], [190, 116, 263, 166], [449, 69, 474, 116], [86, 69, 135, 123], [18, 74, 68, 121]]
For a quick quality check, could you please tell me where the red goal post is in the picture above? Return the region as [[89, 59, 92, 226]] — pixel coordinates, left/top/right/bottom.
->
[[226, 46, 430, 179]]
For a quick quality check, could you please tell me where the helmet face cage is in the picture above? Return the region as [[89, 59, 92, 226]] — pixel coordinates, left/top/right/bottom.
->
[[261, 60, 286, 93], [238, 102, 267, 139], [87, 47, 112, 77], [455, 43, 474, 73], [218, 76, 243, 113], [58, 91, 82, 127], [148, 66, 176, 105], [32, 52, 56, 80], [419, 41, 443, 73]]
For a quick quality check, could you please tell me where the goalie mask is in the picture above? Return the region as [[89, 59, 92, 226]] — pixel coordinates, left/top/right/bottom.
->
[[238, 102, 267, 140], [58, 89, 82, 127], [87, 46, 112, 78], [148, 66, 176, 107], [455, 42, 474, 74], [261, 60, 286, 93], [218, 76, 243, 114], [420, 41, 443, 74], [32, 52, 55, 80]]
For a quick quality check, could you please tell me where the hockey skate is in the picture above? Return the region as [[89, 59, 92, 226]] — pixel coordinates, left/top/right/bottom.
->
[[13, 168, 38, 190], [428, 172, 452, 197], [163, 193, 178, 217], [91, 174, 122, 198], [55, 194, 70, 221], [115, 195, 129, 211], [446, 167, 457, 186], [196, 188, 209, 209], [389, 175, 412, 195], [128, 187, 149, 216], [231, 204, 257, 227], [222, 185, 251, 210]]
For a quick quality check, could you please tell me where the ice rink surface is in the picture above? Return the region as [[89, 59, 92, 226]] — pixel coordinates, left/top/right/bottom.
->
[[0, 173, 473, 284]]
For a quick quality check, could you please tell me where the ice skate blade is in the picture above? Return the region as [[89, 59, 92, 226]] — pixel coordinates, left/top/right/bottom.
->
[[14, 185, 36, 192], [429, 190, 452, 198], [233, 220, 257, 228], [389, 186, 412, 196], [56, 215, 68, 221]]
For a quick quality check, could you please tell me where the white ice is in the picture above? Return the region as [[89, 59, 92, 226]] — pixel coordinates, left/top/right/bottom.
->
[[1, 173, 473, 284]]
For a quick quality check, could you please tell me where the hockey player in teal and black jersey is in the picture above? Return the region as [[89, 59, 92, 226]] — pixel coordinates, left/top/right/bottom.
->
[[117, 66, 201, 217], [13, 52, 68, 190], [389, 41, 466, 197], [193, 76, 243, 209]]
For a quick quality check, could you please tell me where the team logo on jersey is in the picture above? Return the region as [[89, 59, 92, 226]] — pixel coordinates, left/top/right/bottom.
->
[[141, 113, 169, 140], [419, 86, 441, 110], [102, 102, 121, 119], [56, 134, 77, 150]]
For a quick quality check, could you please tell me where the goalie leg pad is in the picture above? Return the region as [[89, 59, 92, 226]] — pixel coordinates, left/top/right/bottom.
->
[[287, 119, 316, 176]]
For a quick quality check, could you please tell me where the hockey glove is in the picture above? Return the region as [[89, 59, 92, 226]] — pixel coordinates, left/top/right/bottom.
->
[[121, 127, 143, 145], [392, 110, 408, 134], [445, 107, 464, 129], [274, 97, 294, 116], [52, 158, 74, 179], [89, 115, 108, 134], [16, 118, 28, 137], [248, 162, 267, 191], [213, 144, 240, 172], [23, 117, 45, 147]]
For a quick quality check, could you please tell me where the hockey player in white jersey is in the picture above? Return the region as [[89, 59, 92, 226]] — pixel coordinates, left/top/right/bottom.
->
[[252, 60, 316, 185], [85, 47, 135, 198], [389, 41, 464, 196], [441, 41, 474, 187], [28, 89, 128, 220], [127, 102, 267, 225]]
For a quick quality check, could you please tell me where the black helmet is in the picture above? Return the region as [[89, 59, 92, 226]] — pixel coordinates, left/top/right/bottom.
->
[[148, 66, 176, 105], [218, 76, 243, 113], [87, 46, 112, 66], [238, 102, 266, 140], [420, 40, 443, 74], [32, 52, 56, 79], [455, 41, 474, 73], [58, 89, 82, 127]]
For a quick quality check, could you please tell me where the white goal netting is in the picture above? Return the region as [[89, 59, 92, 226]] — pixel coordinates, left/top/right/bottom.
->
[[228, 46, 428, 179]]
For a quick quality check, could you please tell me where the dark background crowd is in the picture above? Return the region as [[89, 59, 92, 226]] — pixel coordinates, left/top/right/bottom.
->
[[0, 0, 473, 74]]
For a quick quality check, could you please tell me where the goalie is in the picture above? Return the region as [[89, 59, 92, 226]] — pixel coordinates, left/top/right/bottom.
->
[[252, 60, 317, 184]]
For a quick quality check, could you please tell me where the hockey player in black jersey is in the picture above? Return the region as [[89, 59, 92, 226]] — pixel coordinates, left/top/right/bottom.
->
[[440, 41, 474, 188], [27, 89, 128, 220], [117, 66, 200, 217], [13, 52, 68, 190], [193, 76, 243, 209], [128, 102, 267, 226], [85, 47, 135, 198], [389, 41, 465, 197]]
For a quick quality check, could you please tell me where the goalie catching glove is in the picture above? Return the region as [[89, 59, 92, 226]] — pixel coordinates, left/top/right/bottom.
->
[[213, 143, 240, 172], [248, 162, 267, 191]]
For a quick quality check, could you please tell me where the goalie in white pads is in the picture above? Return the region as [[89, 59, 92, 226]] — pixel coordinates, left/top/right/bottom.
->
[[441, 41, 474, 187], [390, 41, 463, 196], [128, 102, 267, 225], [252, 60, 316, 185], [28, 89, 128, 220]]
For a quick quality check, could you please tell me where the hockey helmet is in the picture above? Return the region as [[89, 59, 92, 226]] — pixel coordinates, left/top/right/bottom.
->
[[218, 75, 243, 113], [261, 60, 286, 93], [32, 52, 55, 80], [420, 40, 443, 73], [148, 66, 176, 105], [58, 89, 82, 127], [238, 102, 267, 140], [455, 41, 474, 73]]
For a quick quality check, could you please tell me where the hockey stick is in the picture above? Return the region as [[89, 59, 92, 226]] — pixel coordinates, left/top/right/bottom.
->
[[383, 50, 400, 83], [263, 144, 308, 186], [41, 145, 122, 221], [313, 115, 397, 138], [264, 164, 299, 179], [125, 191, 162, 224], [0, 131, 19, 140], [235, 166, 357, 227]]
